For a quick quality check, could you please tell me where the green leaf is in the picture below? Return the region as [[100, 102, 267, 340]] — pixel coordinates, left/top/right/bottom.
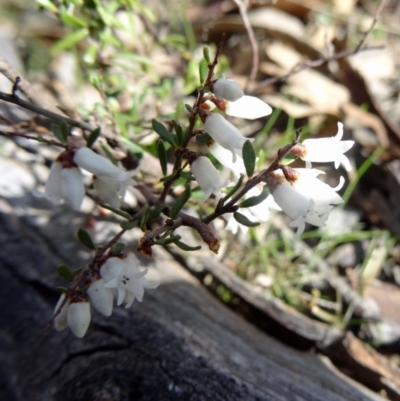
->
[[36, 0, 57, 12], [170, 185, 191, 219], [83, 43, 97, 64], [51, 123, 67, 144], [140, 205, 150, 232], [203, 46, 211, 63], [60, 12, 88, 28], [51, 28, 89, 56], [243, 140, 256, 178], [199, 58, 209, 84], [233, 212, 260, 227], [152, 119, 175, 145], [99, 142, 117, 165], [180, 171, 195, 181], [120, 137, 143, 156], [111, 242, 125, 255], [239, 186, 269, 208], [185, 104, 195, 114], [55, 286, 68, 294], [221, 175, 244, 204], [57, 264, 74, 281], [60, 121, 69, 142], [120, 220, 138, 230], [174, 239, 201, 251], [87, 127, 101, 148], [157, 139, 168, 176], [155, 235, 181, 246], [99, 202, 131, 219], [173, 121, 184, 145], [77, 228, 96, 250], [196, 133, 212, 144]]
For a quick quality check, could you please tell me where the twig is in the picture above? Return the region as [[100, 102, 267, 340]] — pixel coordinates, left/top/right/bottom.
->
[[2, 131, 66, 148], [159, 35, 227, 202], [256, 0, 387, 91], [232, 0, 258, 89], [11, 76, 21, 97], [0, 91, 94, 132]]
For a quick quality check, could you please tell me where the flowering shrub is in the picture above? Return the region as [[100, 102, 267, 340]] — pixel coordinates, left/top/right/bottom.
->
[[3, 28, 354, 337]]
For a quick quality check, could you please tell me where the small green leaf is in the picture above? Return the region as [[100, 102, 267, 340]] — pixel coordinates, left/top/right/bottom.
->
[[87, 127, 101, 148], [51, 123, 67, 144], [196, 133, 212, 144], [243, 140, 256, 178], [157, 140, 168, 176], [140, 205, 150, 232], [203, 46, 211, 63], [51, 28, 89, 56], [120, 220, 138, 230], [36, 0, 57, 12], [221, 175, 244, 204], [173, 121, 184, 145], [233, 212, 260, 227], [152, 119, 175, 145], [239, 186, 269, 208], [120, 137, 143, 156], [180, 171, 195, 181], [99, 202, 131, 219], [185, 104, 195, 113], [155, 235, 181, 246], [99, 142, 117, 165], [60, 121, 69, 142], [111, 242, 126, 255], [199, 58, 209, 84], [60, 12, 88, 28], [83, 43, 97, 64], [57, 264, 74, 281], [170, 185, 191, 219], [55, 286, 68, 294], [173, 239, 201, 251], [77, 228, 95, 250]]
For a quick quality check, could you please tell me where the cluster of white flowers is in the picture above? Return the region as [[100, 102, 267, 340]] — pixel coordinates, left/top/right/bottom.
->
[[54, 254, 158, 337], [190, 79, 354, 237], [190, 78, 272, 202], [45, 146, 134, 210]]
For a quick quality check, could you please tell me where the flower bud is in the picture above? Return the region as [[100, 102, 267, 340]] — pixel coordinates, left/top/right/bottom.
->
[[212, 78, 244, 102], [67, 301, 91, 338], [190, 156, 225, 203], [87, 279, 114, 317], [224, 96, 272, 120]]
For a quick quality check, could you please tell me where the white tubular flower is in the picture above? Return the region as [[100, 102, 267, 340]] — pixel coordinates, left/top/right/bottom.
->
[[190, 156, 225, 203], [292, 123, 354, 171], [45, 162, 85, 211], [67, 301, 91, 338], [266, 168, 344, 237], [208, 141, 246, 179], [204, 113, 254, 162], [54, 295, 91, 338], [212, 78, 244, 101], [100, 256, 158, 308], [87, 279, 114, 317], [74, 147, 134, 206], [224, 96, 273, 120]]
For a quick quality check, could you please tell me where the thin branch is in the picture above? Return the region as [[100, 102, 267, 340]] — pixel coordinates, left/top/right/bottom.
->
[[0, 91, 94, 132], [1, 131, 66, 148], [232, 0, 259, 89]]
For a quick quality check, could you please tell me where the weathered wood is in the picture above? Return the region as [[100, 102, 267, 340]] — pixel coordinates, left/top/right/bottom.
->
[[0, 178, 384, 401]]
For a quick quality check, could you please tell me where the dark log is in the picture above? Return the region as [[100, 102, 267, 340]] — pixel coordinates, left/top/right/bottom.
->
[[0, 186, 384, 401]]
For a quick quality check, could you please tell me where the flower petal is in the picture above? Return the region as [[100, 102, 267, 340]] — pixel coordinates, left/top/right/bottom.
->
[[67, 301, 91, 338], [225, 96, 272, 120], [61, 167, 85, 211]]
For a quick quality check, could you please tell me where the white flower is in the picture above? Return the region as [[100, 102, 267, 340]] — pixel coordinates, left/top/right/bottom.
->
[[204, 113, 254, 162], [292, 123, 354, 171], [212, 78, 244, 101], [224, 96, 272, 120], [190, 156, 225, 203], [208, 141, 246, 179], [87, 279, 114, 316], [265, 168, 344, 237], [74, 147, 134, 207], [45, 161, 85, 211], [100, 256, 158, 308], [54, 294, 91, 338]]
